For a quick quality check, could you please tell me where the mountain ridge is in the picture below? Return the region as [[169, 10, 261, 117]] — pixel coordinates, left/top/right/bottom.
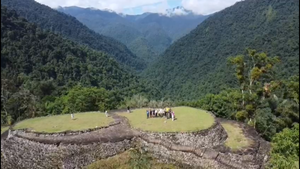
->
[[142, 0, 299, 100], [0, 5, 142, 95], [57, 5, 202, 17], [57, 6, 209, 63], [1, 0, 146, 71]]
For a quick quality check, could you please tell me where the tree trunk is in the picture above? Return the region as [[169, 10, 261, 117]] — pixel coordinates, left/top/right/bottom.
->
[[242, 89, 245, 107], [249, 80, 253, 95]]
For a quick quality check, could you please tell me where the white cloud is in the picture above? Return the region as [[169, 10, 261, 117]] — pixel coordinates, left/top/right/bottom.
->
[[141, 0, 170, 14], [35, 0, 164, 13], [182, 0, 241, 15], [35, 0, 241, 15], [172, 9, 186, 15]]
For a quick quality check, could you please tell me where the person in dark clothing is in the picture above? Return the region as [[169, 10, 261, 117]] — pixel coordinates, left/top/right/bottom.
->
[[146, 110, 149, 119], [127, 106, 130, 113]]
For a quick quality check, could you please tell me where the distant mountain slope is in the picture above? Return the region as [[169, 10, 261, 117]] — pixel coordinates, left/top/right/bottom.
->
[[1, 6, 161, 124], [143, 0, 299, 100], [57, 6, 209, 63], [101, 24, 142, 45], [1, 0, 146, 71], [140, 23, 172, 54], [1, 6, 141, 94], [134, 12, 208, 41], [128, 37, 158, 64]]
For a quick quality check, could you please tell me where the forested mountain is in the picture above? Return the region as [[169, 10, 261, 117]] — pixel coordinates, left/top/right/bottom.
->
[[1, 0, 146, 71], [57, 6, 209, 63], [1, 6, 158, 124], [128, 37, 159, 64], [143, 0, 299, 100]]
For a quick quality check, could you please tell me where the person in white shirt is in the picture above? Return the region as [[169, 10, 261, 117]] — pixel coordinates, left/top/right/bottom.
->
[[171, 111, 175, 121]]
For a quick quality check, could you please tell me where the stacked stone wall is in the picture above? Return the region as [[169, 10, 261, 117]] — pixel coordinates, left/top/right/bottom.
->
[[1, 111, 270, 169]]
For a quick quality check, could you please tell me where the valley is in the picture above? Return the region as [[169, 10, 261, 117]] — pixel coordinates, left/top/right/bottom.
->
[[1, 0, 299, 168], [57, 6, 209, 63]]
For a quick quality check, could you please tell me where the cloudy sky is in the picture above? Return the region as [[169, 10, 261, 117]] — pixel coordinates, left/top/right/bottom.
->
[[35, 0, 241, 15]]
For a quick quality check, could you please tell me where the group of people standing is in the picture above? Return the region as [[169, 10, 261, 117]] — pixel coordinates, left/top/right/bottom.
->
[[146, 107, 176, 121]]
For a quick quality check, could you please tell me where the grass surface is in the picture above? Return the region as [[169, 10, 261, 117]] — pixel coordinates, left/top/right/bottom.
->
[[86, 150, 179, 169], [13, 112, 113, 133], [1, 126, 9, 134], [221, 122, 252, 150], [120, 107, 214, 132]]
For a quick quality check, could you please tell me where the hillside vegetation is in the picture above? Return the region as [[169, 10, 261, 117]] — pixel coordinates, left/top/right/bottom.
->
[[87, 149, 180, 169], [143, 0, 299, 100], [1, 0, 299, 168], [1, 0, 146, 71], [57, 6, 208, 64], [1, 7, 158, 125]]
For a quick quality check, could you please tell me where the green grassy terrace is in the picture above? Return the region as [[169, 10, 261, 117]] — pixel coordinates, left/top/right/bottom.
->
[[13, 112, 113, 133], [1, 126, 9, 134], [120, 107, 215, 132]]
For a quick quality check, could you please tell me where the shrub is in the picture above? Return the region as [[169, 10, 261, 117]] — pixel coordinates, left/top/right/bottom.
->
[[129, 148, 152, 169], [235, 110, 248, 122], [268, 123, 299, 169], [7, 115, 13, 125]]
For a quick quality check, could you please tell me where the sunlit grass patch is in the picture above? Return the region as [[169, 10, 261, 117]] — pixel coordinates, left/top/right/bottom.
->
[[1, 126, 9, 134], [13, 112, 113, 133], [120, 107, 214, 132], [221, 122, 252, 150]]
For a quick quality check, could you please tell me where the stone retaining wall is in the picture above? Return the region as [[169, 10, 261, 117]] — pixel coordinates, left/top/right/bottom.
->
[[5, 114, 137, 145], [138, 137, 264, 169], [138, 121, 227, 148], [136, 118, 271, 169], [10, 120, 120, 137], [1, 111, 270, 169], [1, 136, 133, 169], [139, 138, 232, 169]]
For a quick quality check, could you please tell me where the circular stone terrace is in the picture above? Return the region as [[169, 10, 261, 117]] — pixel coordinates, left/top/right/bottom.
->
[[5, 107, 218, 145], [11, 107, 215, 133], [119, 107, 215, 132], [1, 107, 270, 169], [13, 112, 114, 133]]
